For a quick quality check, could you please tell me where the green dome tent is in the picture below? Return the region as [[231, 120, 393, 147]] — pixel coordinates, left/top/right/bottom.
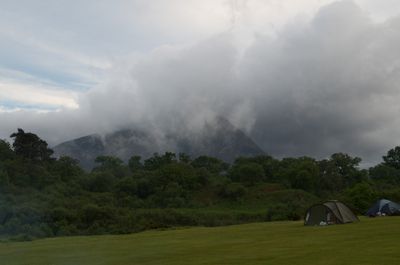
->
[[304, 200, 359, 226]]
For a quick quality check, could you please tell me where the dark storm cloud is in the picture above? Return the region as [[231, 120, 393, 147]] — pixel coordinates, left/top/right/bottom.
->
[[241, 1, 400, 162]]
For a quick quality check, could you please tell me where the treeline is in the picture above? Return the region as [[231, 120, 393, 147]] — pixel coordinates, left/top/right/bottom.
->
[[0, 129, 399, 240]]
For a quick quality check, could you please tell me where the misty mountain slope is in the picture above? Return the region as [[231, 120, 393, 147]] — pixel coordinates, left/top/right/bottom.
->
[[53, 117, 264, 170], [53, 134, 105, 170], [54, 129, 161, 170], [173, 116, 265, 161], [102, 129, 160, 159]]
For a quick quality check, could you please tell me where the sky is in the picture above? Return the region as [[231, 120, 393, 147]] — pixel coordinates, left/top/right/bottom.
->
[[1, 0, 400, 165]]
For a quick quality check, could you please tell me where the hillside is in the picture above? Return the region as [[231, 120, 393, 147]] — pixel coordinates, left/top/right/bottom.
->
[[3, 128, 400, 242], [1, 217, 399, 265], [53, 117, 265, 169]]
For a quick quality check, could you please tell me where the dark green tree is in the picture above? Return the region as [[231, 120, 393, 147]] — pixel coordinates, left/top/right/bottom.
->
[[191, 156, 229, 174], [233, 155, 279, 182], [318, 158, 345, 194], [114, 177, 137, 196], [0, 165, 9, 187], [343, 182, 376, 213], [230, 162, 265, 186], [10, 129, 53, 161], [0, 140, 14, 161], [383, 146, 400, 170], [329, 153, 366, 187], [135, 174, 155, 199], [51, 156, 83, 182], [86, 172, 115, 192], [317, 153, 366, 194], [144, 152, 177, 170], [369, 163, 400, 185], [94, 156, 123, 169], [128, 155, 143, 173], [178, 153, 191, 163], [158, 162, 197, 190], [277, 157, 319, 192], [220, 182, 247, 200], [93, 155, 128, 178]]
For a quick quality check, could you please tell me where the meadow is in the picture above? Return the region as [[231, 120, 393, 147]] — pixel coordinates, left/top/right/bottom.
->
[[0, 216, 399, 265]]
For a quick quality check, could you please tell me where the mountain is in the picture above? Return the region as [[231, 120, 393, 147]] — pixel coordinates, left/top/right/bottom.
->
[[53, 117, 265, 170]]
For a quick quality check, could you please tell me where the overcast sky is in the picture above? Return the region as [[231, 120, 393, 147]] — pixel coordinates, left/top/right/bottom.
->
[[1, 0, 400, 165]]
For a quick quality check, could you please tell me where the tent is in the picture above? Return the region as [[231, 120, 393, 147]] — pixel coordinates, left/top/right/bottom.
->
[[366, 199, 400, 217], [304, 200, 359, 226]]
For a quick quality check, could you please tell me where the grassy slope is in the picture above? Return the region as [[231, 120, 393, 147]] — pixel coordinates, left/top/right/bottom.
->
[[0, 217, 399, 265]]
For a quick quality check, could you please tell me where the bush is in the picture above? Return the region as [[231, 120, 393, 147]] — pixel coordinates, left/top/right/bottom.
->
[[230, 163, 265, 186], [343, 182, 377, 214], [220, 183, 247, 200]]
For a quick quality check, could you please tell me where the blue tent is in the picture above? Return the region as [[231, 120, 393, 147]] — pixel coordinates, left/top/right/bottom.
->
[[366, 199, 400, 217]]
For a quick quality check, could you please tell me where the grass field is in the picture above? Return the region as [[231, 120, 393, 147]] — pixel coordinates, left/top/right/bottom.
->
[[0, 217, 399, 265]]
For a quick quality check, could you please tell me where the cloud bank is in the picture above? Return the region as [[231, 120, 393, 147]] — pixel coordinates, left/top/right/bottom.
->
[[1, 1, 400, 165]]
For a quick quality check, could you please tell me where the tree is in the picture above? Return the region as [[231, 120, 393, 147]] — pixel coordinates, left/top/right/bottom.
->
[[144, 152, 177, 170], [383, 146, 400, 170], [86, 172, 115, 192], [51, 156, 83, 182], [136, 177, 155, 199], [114, 177, 137, 196], [191, 156, 229, 174], [94, 156, 123, 168], [230, 162, 265, 186], [0, 147, 11, 184], [178, 153, 191, 164], [128, 156, 143, 173], [0, 165, 10, 187], [93, 155, 128, 178], [318, 159, 345, 194], [10, 129, 53, 161], [220, 182, 247, 200], [344, 182, 376, 213], [158, 163, 197, 190], [277, 157, 319, 192], [0, 140, 14, 161], [369, 163, 400, 185], [329, 153, 366, 187], [317, 153, 366, 194], [233, 155, 279, 182]]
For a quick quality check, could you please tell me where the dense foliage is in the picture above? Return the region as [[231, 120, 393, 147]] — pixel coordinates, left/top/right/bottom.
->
[[0, 129, 399, 240]]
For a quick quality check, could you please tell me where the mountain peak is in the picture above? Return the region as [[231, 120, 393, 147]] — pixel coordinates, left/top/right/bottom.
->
[[53, 117, 264, 169]]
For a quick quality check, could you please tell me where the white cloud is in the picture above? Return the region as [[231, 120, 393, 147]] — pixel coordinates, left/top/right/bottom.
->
[[0, 1, 398, 109], [0, 81, 79, 109]]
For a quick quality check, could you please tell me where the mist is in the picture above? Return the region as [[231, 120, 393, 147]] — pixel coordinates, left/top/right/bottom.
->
[[1, 1, 400, 165]]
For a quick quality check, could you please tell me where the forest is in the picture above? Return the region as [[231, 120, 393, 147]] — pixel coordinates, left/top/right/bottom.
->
[[1, 129, 400, 241]]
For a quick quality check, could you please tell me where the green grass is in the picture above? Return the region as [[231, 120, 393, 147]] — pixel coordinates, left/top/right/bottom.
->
[[0, 217, 399, 265]]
